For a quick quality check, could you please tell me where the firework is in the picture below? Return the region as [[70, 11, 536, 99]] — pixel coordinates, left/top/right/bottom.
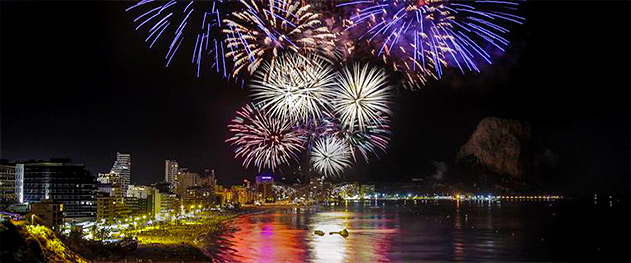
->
[[295, 112, 390, 162], [292, 111, 341, 156], [311, 136, 352, 177], [250, 54, 337, 123], [336, 116, 391, 162], [227, 103, 306, 171], [332, 63, 392, 132], [126, 0, 231, 78], [222, 0, 336, 76], [341, 0, 524, 88]]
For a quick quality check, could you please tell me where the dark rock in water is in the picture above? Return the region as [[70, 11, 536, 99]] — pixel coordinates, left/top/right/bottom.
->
[[456, 117, 533, 180], [328, 229, 349, 238], [340, 229, 349, 237], [314, 230, 325, 236]]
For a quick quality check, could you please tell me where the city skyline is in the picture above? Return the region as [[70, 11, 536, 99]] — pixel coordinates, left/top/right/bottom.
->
[[1, 1, 629, 194]]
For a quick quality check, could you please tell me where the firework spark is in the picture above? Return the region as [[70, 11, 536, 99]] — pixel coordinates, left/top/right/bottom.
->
[[126, 0, 231, 78], [311, 136, 352, 177], [227, 103, 306, 171], [332, 63, 392, 132], [250, 54, 337, 123], [341, 0, 524, 88], [222, 0, 336, 76], [296, 112, 390, 162], [336, 116, 391, 162]]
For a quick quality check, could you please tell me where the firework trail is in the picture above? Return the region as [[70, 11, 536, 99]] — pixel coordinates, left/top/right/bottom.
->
[[250, 53, 337, 123], [336, 116, 391, 162], [126, 0, 232, 78], [332, 63, 392, 132], [227, 103, 306, 171], [340, 0, 525, 88], [311, 136, 352, 177], [222, 0, 336, 76]]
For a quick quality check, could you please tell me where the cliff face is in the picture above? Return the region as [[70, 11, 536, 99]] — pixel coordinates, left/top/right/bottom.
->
[[456, 117, 532, 179]]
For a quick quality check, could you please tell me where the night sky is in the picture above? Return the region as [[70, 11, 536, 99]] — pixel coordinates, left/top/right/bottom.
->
[[1, 1, 629, 195]]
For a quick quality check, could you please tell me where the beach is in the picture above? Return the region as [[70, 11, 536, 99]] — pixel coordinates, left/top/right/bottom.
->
[[115, 207, 286, 262], [117, 213, 236, 262]]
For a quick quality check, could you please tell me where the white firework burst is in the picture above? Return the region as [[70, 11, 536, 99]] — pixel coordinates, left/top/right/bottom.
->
[[332, 63, 392, 132], [250, 54, 337, 123], [311, 136, 352, 177]]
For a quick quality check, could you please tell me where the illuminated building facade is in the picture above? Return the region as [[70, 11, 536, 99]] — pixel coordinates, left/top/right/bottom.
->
[[21, 159, 96, 220], [308, 176, 330, 202], [0, 160, 16, 208], [159, 193, 178, 217], [110, 152, 131, 197], [124, 196, 144, 216], [164, 160, 178, 191], [15, 164, 24, 204], [215, 187, 232, 206], [230, 185, 250, 205], [147, 189, 161, 218], [176, 170, 200, 197], [29, 199, 64, 230], [360, 184, 376, 198], [184, 186, 215, 208], [96, 185, 152, 221], [137, 197, 149, 216], [96, 196, 128, 223], [96, 183, 113, 198], [96, 172, 122, 198], [332, 182, 360, 199], [255, 174, 275, 203], [127, 184, 151, 199]]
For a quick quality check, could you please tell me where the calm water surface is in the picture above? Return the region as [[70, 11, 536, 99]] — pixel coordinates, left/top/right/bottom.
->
[[202, 200, 629, 262]]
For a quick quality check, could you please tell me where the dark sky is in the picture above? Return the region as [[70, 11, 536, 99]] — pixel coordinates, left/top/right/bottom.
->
[[1, 1, 629, 195]]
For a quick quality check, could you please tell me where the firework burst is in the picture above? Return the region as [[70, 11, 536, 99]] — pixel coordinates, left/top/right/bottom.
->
[[332, 63, 392, 132], [250, 54, 337, 123], [227, 103, 306, 171], [341, 0, 524, 88], [126, 0, 231, 78], [311, 136, 352, 177], [336, 116, 391, 162], [222, 0, 336, 76], [297, 112, 391, 162], [293, 111, 339, 150]]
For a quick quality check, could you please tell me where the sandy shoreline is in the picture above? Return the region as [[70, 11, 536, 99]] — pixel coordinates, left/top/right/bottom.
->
[[116, 213, 236, 263], [115, 208, 286, 262]]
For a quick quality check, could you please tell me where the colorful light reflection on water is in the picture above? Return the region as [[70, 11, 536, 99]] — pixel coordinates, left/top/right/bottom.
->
[[204, 199, 630, 262], [210, 201, 397, 262]]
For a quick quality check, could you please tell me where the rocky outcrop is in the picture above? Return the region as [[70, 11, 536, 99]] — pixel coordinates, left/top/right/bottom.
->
[[0, 220, 88, 263], [456, 117, 533, 179]]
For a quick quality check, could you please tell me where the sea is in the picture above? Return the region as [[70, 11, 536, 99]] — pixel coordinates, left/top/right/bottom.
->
[[201, 198, 630, 262]]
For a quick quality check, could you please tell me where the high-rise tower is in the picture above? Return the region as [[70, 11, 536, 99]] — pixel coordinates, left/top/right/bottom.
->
[[110, 152, 131, 197], [165, 160, 178, 191]]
